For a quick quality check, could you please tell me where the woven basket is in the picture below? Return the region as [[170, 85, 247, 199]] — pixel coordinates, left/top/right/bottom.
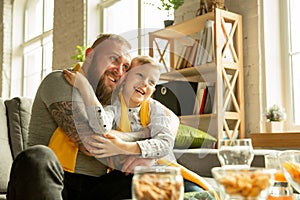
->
[[196, 0, 226, 16], [208, 0, 226, 11]]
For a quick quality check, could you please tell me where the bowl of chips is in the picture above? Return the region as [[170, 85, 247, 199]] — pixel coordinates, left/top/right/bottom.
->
[[211, 167, 276, 200], [279, 150, 300, 193]]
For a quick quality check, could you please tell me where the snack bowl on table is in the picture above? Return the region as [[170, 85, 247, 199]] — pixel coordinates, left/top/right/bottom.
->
[[132, 165, 184, 200], [279, 150, 300, 193], [211, 167, 276, 200]]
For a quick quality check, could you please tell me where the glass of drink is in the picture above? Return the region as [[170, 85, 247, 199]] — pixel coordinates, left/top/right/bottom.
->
[[217, 138, 254, 169], [265, 153, 294, 200], [265, 154, 288, 182]]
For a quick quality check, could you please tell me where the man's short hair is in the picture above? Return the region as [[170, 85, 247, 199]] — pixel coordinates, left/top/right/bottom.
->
[[91, 34, 131, 49]]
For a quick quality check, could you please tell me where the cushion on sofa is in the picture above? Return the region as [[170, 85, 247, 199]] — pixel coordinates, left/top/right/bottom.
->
[[0, 99, 13, 194], [5, 97, 33, 159], [174, 124, 217, 149]]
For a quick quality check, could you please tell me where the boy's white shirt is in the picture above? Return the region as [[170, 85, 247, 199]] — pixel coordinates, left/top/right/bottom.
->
[[85, 97, 176, 163]]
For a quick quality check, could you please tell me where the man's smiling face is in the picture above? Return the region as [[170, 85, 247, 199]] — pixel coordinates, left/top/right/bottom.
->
[[87, 40, 131, 104]]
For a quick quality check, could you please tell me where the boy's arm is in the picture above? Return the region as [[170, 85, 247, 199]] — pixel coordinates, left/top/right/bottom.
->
[[63, 69, 99, 107], [108, 128, 150, 142], [63, 69, 113, 133]]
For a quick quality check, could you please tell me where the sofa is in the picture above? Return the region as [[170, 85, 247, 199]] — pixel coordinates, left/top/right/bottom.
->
[[0, 97, 33, 200], [0, 97, 281, 199]]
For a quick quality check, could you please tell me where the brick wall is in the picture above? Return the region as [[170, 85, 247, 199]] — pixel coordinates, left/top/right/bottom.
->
[[227, 0, 262, 135], [52, 0, 85, 69], [0, 0, 12, 98]]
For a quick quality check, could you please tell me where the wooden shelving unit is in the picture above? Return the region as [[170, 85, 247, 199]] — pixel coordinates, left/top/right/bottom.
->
[[149, 8, 245, 140]]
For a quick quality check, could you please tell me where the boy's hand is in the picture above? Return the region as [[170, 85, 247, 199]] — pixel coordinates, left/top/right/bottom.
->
[[63, 69, 89, 91], [87, 133, 126, 158]]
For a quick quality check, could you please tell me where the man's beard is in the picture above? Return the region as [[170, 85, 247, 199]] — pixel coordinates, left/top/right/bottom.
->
[[95, 75, 113, 105]]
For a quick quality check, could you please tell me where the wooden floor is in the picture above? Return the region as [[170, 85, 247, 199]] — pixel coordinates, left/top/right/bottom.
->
[[250, 133, 300, 149]]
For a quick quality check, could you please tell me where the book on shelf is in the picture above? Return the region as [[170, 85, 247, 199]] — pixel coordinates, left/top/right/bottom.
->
[[193, 82, 207, 114], [175, 45, 192, 70], [199, 20, 214, 65], [194, 29, 206, 66], [186, 39, 199, 68], [203, 83, 216, 114], [206, 20, 214, 63], [175, 45, 187, 70], [192, 19, 235, 66], [199, 86, 207, 114], [181, 45, 192, 69], [193, 20, 215, 66]]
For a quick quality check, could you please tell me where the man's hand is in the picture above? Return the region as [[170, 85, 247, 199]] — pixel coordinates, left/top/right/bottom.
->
[[121, 156, 156, 174], [77, 134, 95, 156]]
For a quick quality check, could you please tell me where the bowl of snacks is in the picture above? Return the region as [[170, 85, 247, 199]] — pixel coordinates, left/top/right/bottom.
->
[[279, 150, 300, 193], [211, 167, 276, 200], [132, 165, 184, 200]]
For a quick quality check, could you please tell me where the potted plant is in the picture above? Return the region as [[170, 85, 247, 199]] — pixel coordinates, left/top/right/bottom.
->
[[71, 45, 87, 62], [265, 104, 286, 133], [157, 0, 184, 27]]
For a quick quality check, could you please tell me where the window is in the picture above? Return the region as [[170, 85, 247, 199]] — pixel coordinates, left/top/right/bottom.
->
[[12, 0, 53, 98], [288, 0, 300, 126], [99, 0, 169, 57]]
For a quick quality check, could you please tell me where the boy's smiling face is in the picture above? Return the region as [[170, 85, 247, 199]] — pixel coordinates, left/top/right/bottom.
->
[[123, 63, 160, 107]]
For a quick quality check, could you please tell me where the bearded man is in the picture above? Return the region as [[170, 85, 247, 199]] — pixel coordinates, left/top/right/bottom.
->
[[7, 34, 159, 200]]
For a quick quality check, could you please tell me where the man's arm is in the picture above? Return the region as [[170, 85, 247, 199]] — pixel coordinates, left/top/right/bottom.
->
[[49, 101, 98, 156]]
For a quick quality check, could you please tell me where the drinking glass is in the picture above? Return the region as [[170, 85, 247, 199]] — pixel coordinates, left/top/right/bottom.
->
[[265, 153, 294, 200], [279, 150, 300, 194], [217, 138, 254, 169]]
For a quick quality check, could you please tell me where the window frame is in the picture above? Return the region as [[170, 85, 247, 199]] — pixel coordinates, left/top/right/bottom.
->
[[281, 0, 300, 131], [97, 0, 169, 57], [11, 0, 54, 98]]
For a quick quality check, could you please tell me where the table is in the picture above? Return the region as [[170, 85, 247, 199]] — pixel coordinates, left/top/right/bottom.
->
[[250, 133, 300, 149]]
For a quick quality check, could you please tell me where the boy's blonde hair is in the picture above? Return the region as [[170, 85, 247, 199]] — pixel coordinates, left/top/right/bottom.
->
[[111, 55, 162, 104], [131, 55, 155, 65], [130, 55, 162, 73]]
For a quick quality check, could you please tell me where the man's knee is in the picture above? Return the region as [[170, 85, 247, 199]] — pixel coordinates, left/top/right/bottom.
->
[[17, 145, 57, 164], [7, 145, 64, 200], [13, 145, 63, 175]]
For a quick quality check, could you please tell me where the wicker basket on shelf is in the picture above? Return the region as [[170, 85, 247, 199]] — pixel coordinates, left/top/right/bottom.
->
[[196, 0, 226, 16]]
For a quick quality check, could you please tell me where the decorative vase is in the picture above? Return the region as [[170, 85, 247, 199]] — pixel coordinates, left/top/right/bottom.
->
[[265, 121, 283, 133]]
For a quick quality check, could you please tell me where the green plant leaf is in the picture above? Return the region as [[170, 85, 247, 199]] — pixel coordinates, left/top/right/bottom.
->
[[71, 45, 87, 62]]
